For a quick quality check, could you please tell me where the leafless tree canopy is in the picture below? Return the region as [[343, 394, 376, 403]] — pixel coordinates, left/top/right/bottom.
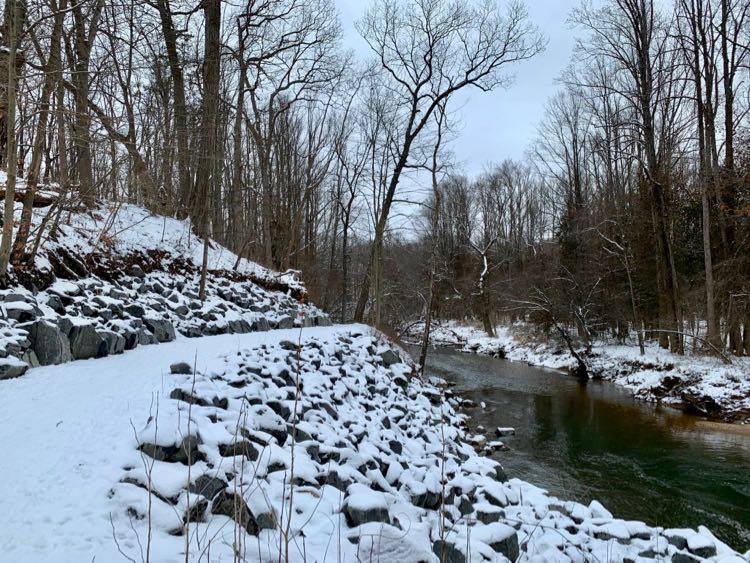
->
[[1, 0, 749, 357]]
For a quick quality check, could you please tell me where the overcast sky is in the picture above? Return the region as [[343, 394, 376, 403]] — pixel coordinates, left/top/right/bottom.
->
[[333, 0, 579, 177]]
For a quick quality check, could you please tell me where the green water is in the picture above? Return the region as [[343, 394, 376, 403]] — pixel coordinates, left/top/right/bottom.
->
[[422, 347, 750, 552]]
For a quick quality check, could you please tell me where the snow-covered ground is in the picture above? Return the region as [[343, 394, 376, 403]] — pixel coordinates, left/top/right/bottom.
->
[[28, 200, 302, 290], [1, 326, 747, 562], [408, 321, 750, 423]]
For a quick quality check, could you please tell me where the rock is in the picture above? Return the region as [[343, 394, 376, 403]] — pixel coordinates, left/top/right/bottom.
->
[[144, 318, 176, 343], [687, 533, 717, 558], [68, 324, 108, 360], [138, 328, 157, 346], [457, 495, 473, 516], [492, 465, 509, 483], [672, 553, 701, 563], [0, 358, 28, 380], [412, 490, 441, 510], [476, 504, 504, 524], [279, 340, 297, 351], [251, 506, 277, 530], [3, 293, 34, 304], [495, 427, 515, 437], [25, 320, 72, 366], [189, 475, 227, 500], [277, 317, 294, 329], [379, 349, 401, 366], [589, 499, 613, 519], [129, 265, 146, 278], [4, 301, 40, 322], [251, 318, 270, 332], [211, 491, 259, 535], [485, 525, 519, 560], [45, 295, 65, 314], [21, 350, 40, 368], [170, 388, 209, 406], [170, 362, 193, 375], [388, 440, 402, 455], [183, 498, 208, 524], [101, 331, 126, 355], [322, 471, 351, 492], [124, 303, 146, 318], [432, 540, 466, 563], [139, 435, 203, 465], [343, 484, 390, 527], [316, 316, 333, 327], [228, 319, 252, 334], [267, 400, 291, 419], [218, 441, 258, 461]]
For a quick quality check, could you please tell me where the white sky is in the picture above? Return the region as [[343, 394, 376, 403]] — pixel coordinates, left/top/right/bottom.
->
[[333, 0, 579, 176]]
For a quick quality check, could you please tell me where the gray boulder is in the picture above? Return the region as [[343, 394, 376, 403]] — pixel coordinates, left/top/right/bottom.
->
[[144, 318, 176, 342], [0, 358, 28, 380], [432, 541, 466, 563], [4, 301, 41, 323], [379, 349, 401, 366], [101, 331, 126, 355], [489, 529, 519, 561], [170, 361, 192, 375], [21, 350, 41, 368], [277, 316, 294, 329], [69, 324, 108, 360], [228, 319, 252, 334], [211, 491, 258, 535], [124, 303, 146, 318], [343, 486, 389, 527], [129, 265, 145, 278], [189, 475, 227, 500], [316, 316, 333, 327], [140, 435, 203, 465], [138, 328, 157, 346], [251, 318, 270, 332], [26, 320, 72, 366], [45, 295, 65, 314]]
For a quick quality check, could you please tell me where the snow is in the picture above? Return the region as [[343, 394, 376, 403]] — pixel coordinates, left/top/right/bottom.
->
[[0, 317, 745, 562], [0, 327, 341, 563], [11, 200, 304, 291], [345, 483, 389, 511]]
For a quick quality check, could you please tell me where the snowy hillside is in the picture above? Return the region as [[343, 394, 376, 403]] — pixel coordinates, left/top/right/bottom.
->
[[0, 202, 328, 379]]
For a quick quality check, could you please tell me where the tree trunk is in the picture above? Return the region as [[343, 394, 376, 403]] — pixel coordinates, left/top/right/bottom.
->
[[155, 0, 191, 218], [11, 0, 64, 265], [0, 0, 21, 281], [192, 0, 221, 237], [69, 0, 102, 207], [230, 35, 246, 252]]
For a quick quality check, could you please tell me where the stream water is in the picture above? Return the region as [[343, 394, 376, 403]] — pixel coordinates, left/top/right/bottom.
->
[[419, 346, 750, 552]]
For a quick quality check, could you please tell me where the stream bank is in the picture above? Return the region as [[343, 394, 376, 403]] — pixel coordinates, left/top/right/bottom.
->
[[407, 321, 750, 424], [419, 346, 750, 553]]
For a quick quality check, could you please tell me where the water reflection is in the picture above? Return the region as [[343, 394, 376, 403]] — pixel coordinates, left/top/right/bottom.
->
[[420, 347, 750, 551]]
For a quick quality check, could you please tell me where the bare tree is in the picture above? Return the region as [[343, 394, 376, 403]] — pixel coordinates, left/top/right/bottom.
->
[[352, 0, 545, 322]]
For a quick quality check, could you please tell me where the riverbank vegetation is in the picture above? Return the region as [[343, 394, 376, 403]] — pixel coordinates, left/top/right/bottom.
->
[[392, 0, 750, 366]]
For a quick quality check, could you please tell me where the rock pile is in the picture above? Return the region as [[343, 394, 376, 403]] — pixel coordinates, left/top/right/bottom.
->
[[111, 330, 744, 562], [0, 268, 328, 379]]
